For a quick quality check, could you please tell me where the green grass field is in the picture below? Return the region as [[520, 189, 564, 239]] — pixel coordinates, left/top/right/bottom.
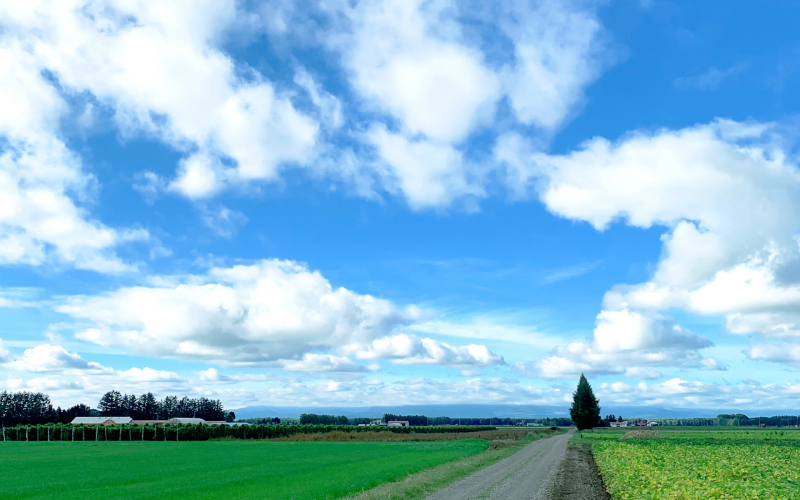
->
[[581, 428, 800, 499], [0, 440, 488, 499]]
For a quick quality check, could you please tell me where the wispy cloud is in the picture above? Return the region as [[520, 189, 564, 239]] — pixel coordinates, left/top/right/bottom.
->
[[674, 63, 748, 90], [542, 261, 602, 284]]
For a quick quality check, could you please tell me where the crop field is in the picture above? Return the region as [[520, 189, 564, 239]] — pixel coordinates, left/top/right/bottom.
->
[[0, 439, 488, 499], [583, 428, 800, 499]]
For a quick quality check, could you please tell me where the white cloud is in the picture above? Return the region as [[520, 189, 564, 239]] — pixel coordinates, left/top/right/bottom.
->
[[314, 0, 612, 208], [168, 152, 225, 200], [745, 342, 800, 368], [332, 0, 500, 143], [1, 342, 184, 406], [1, 0, 319, 204], [198, 367, 230, 382], [500, 0, 611, 129], [366, 127, 483, 209], [280, 354, 371, 373], [57, 259, 422, 366], [2, 0, 616, 216], [347, 333, 504, 367], [4, 344, 93, 372], [0, 340, 9, 363], [499, 118, 800, 370], [516, 309, 720, 379], [596, 378, 800, 410]]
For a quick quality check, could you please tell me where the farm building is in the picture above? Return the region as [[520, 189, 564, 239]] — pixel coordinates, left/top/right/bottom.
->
[[610, 421, 629, 427], [387, 420, 410, 427], [167, 417, 207, 425], [71, 417, 133, 426], [526, 423, 543, 426], [647, 421, 659, 426], [132, 420, 168, 425]]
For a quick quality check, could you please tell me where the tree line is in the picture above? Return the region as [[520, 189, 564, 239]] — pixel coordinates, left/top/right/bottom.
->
[[299, 413, 348, 425], [299, 412, 574, 427], [0, 390, 229, 426], [1, 422, 497, 442], [97, 391, 229, 421]]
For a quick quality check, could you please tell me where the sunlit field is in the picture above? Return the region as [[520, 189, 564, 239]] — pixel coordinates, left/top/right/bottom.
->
[[583, 427, 800, 499], [0, 440, 488, 500]]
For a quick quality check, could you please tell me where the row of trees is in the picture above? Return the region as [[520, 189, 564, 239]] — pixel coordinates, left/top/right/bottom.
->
[[97, 391, 228, 421], [299, 414, 348, 425], [0, 392, 97, 426], [650, 414, 800, 427], [1, 422, 498, 442], [298, 413, 574, 427], [0, 390, 229, 426]]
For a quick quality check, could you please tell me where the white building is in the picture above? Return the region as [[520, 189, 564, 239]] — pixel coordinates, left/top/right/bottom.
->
[[609, 421, 629, 427], [387, 420, 410, 427], [71, 416, 133, 426], [167, 417, 207, 425]]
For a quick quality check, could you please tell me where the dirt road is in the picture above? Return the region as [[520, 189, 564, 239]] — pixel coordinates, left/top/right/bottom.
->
[[425, 429, 575, 500]]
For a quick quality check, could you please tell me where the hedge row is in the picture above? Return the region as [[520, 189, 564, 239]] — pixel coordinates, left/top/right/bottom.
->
[[1, 423, 496, 442]]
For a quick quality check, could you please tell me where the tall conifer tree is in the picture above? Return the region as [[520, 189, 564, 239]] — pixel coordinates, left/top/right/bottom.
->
[[570, 373, 601, 430]]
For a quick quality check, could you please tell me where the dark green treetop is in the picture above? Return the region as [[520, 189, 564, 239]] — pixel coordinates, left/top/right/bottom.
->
[[570, 373, 601, 430]]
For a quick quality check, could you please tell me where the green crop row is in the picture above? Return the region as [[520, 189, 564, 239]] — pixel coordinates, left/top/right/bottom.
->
[[588, 436, 800, 499], [0, 423, 496, 442]]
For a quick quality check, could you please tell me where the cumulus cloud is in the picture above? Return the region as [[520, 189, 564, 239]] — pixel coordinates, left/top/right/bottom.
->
[[499, 118, 800, 370], [1, 0, 320, 208], [1, 342, 184, 406], [347, 333, 505, 367], [515, 309, 721, 379], [745, 342, 800, 368], [312, 0, 612, 208], [1, 0, 616, 219], [4, 344, 93, 372], [57, 259, 422, 366]]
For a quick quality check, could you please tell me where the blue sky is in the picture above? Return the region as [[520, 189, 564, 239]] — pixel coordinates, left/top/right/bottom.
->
[[2, 0, 800, 411]]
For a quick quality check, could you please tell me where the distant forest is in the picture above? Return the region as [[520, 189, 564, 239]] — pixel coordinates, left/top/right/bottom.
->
[[0, 390, 229, 426]]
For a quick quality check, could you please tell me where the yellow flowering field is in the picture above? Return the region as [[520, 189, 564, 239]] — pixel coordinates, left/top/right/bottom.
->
[[589, 432, 800, 499]]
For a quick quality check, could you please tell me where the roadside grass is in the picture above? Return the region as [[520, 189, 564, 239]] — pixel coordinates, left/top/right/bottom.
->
[[342, 428, 566, 500], [0, 440, 488, 500]]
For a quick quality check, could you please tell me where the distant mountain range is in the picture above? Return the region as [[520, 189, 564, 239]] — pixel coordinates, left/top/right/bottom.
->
[[230, 404, 798, 420]]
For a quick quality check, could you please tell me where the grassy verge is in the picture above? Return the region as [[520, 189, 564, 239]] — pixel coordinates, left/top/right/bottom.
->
[[343, 428, 566, 500]]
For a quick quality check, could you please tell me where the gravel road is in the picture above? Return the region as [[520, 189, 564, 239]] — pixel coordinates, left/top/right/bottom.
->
[[425, 429, 575, 500]]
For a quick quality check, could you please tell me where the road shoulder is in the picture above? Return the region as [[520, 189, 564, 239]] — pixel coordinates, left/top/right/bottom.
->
[[539, 441, 611, 500]]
